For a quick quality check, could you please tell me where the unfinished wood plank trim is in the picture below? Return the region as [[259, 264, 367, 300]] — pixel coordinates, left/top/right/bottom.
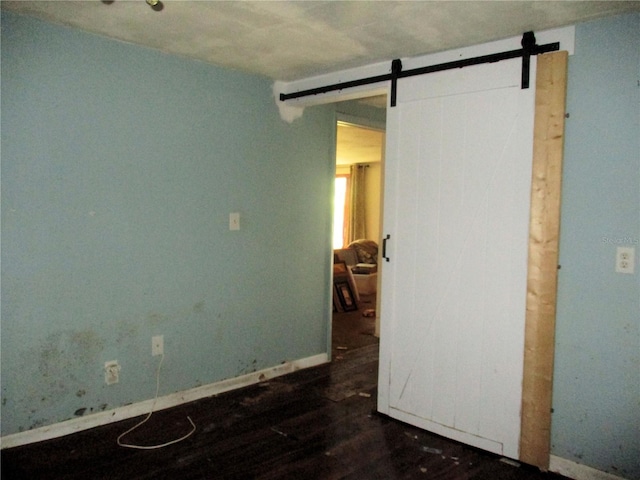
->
[[520, 50, 568, 470]]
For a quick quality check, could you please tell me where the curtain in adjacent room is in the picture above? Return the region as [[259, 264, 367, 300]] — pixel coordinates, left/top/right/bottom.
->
[[348, 164, 368, 242]]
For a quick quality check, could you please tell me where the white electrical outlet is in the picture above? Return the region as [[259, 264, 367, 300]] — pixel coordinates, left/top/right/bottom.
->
[[104, 360, 120, 385], [152, 335, 164, 356], [615, 246, 635, 274]]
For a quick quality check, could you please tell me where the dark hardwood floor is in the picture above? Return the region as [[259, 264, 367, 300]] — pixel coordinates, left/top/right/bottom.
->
[[2, 296, 569, 479]]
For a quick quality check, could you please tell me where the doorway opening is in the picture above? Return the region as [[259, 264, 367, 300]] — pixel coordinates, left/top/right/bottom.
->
[[330, 96, 386, 361]]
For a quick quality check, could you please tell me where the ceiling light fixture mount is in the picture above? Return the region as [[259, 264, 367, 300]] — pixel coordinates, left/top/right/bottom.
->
[[101, 0, 163, 11], [145, 0, 164, 12]]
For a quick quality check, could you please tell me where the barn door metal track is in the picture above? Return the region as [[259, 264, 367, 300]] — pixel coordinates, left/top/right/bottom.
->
[[279, 32, 559, 107]]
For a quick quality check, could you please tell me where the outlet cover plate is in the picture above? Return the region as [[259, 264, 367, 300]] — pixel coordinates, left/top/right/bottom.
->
[[616, 246, 635, 274], [104, 360, 120, 385]]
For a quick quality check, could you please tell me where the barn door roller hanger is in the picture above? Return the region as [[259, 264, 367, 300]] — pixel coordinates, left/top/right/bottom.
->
[[280, 32, 558, 107]]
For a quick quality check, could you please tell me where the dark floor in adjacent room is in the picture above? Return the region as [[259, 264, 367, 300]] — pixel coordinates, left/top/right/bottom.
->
[[1, 294, 569, 480]]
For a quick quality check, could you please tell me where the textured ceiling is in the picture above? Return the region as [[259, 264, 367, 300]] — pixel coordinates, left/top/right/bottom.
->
[[3, 1, 640, 81]]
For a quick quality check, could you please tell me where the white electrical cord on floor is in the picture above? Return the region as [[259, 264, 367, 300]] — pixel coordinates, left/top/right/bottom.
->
[[117, 353, 196, 450]]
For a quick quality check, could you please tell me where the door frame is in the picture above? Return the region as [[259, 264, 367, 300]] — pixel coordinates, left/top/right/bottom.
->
[[332, 111, 387, 347]]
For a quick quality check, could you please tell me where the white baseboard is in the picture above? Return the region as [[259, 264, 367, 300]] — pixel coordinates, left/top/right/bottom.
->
[[550, 455, 630, 480], [0, 353, 328, 450]]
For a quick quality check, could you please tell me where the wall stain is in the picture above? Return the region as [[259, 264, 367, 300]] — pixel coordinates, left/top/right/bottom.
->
[[38, 330, 105, 380], [11, 329, 107, 433], [29, 419, 46, 430], [193, 301, 205, 313], [237, 358, 259, 376], [215, 323, 225, 343], [71, 330, 104, 353], [116, 318, 139, 343], [147, 312, 169, 325], [74, 408, 87, 417], [39, 332, 65, 377]]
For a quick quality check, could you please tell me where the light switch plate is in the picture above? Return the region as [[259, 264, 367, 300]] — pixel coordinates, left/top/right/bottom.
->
[[229, 212, 240, 231]]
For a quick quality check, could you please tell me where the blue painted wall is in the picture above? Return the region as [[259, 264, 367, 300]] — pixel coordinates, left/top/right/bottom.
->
[[4, 10, 639, 478], [1, 12, 335, 435], [552, 13, 640, 479]]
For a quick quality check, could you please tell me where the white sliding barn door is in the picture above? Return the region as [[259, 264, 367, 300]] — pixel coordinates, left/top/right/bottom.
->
[[378, 57, 536, 460]]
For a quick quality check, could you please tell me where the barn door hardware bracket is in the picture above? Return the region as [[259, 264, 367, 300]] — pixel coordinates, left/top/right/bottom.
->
[[279, 32, 559, 107], [521, 31, 537, 89], [390, 58, 403, 107]]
